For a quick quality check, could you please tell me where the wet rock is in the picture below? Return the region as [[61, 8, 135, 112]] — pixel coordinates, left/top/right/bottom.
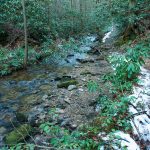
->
[[38, 114, 46, 121], [5, 124, 32, 145], [34, 135, 49, 146], [75, 65, 80, 68], [56, 108, 65, 114], [57, 79, 78, 88], [0, 136, 4, 146], [42, 94, 49, 101], [16, 113, 28, 123], [32, 90, 39, 94], [76, 58, 94, 63], [60, 118, 71, 127], [64, 98, 71, 104], [67, 54, 75, 58], [146, 91, 150, 96], [28, 106, 45, 126], [9, 80, 17, 85], [0, 110, 18, 128], [70, 123, 78, 130], [61, 75, 72, 80], [0, 120, 10, 128], [0, 127, 7, 134], [78, 88, 84, 92], [65, 58, 70, 63], [18, 81, 28, 87], [0, 92, 3, 99], [81, 78, 86, 82], [39, 85, 51, 91], [80, 71, 92, 76], [68, 85, 77, 91], [54, 76, 62, 81], [55, 75, 72, 81]]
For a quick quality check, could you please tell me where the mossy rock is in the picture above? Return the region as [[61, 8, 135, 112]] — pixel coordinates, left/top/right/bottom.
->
[[57, 79, 78, 88], [80, 71, 92, 76], [5, 124, 32, 145]]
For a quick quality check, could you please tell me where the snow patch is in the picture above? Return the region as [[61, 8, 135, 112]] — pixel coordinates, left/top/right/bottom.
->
[[98, 131, 140, 150], [129, 67, 150, 145]]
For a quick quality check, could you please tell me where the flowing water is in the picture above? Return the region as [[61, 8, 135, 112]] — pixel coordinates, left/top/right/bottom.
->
[[0, 31, 149, 149], [0, 35, 97, 146]]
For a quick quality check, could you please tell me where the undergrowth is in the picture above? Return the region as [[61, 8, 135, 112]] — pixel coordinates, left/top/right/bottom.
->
[[0, 37, 81, 76]]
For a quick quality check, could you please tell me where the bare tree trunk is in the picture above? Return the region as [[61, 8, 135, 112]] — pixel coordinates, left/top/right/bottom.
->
[[70, 0, 74, 34], [80, 0, 83, 29], [47, 2, 50, 28], [22, 0, 28, 68]]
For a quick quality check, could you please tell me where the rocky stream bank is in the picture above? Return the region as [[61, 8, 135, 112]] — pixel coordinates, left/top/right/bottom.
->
[[0, 33, 150, 150], [0, 35, 112, 147]]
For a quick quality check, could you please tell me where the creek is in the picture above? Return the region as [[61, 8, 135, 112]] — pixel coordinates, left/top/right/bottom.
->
[[0, 35, 103, 146], [0, 31, 149, 149]]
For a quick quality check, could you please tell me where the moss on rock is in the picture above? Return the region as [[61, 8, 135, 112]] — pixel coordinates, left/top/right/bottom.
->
[[57, 79, 78, 88], [5, 124, 32, 145]]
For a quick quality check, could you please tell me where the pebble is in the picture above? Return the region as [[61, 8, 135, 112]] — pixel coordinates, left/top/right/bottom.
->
[[68, 85, 77, 91], [0, 127, 7, 134], [32, 90, 39, 94], [64, 98, 71, 104], [82, 78, 86, 81], [78, 88, 84, 92], [56, 108, 65, 114], [70, 124, 78, 130], [42, 95, 48, 101]]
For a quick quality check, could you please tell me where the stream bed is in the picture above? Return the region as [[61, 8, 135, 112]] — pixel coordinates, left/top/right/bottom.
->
[[0, 32, 149, 149], [0, 35, 105, 147]]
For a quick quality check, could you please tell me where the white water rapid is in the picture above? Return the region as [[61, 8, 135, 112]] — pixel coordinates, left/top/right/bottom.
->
[[102, 26, 115, 43]]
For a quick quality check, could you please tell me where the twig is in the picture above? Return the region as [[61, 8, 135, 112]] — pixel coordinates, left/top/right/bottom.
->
[[5, 36, 19, 48], [130, 111, 147, 117], [131, 118, 141, 137], [10, 119, 28, 144], [129, 102, 150, 119]]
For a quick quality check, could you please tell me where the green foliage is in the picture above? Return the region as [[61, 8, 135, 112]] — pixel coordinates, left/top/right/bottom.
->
[[87, 80, 99, 93], [0, 0, 103, 40], [0, 45, 54, 76], [108, 42, 148, 81], [97, 95, 133, 131], [2, 143, 35, 150], [40, 122, 99, 150], [96, 40, 149, 134]]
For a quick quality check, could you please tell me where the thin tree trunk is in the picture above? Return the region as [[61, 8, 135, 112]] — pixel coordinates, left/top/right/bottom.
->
[[47, 2, 50, 28], [71, 0, 74, 34], [22, 0, 28, 68], [80, 0, 83, 29]]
